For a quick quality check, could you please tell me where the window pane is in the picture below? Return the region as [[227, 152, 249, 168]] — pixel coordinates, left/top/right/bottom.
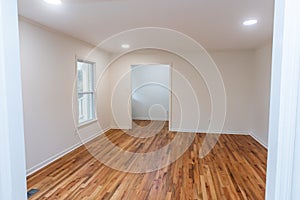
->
[[78, 93, 95, 124], [77, 61, 94, 92], [77, 60, 95, 125]]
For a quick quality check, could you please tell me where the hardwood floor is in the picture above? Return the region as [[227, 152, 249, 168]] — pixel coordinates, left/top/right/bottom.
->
[[27, 121, 267, 200]]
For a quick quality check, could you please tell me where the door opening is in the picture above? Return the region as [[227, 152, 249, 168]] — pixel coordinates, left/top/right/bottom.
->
[[131, 64, 171, 129]]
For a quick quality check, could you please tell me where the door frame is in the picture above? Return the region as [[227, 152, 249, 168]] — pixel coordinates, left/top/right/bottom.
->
[[0, 0, 27, 199], [130, 63, 172, 130], [266, 0, 300, 199]]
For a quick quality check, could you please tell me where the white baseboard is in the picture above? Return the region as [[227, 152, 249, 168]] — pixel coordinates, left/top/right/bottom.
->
[[132, 117, 169, 121], [26, 127, 110, 176], [169, 128, 249, 135], [217, 130, 249, 135], [110, 125, 132, 130], [249, 132, 268, 149]]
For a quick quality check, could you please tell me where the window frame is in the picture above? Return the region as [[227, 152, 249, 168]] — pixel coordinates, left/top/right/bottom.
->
[[76, 58, 97, 127]]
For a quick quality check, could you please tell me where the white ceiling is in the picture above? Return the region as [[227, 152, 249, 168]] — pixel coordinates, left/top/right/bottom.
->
[[18, 0, 274, 51]]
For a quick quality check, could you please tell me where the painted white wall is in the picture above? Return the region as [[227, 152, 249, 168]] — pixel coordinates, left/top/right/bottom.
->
[[207, 50, 256, 133], [19, 18, 273, 178], [252, 42, 272, 147], [109, 49, 257, 134], [19, 19, 112, 174], [109, 49, 210, 131], [131, 65, 170, 121], [0, 0, 27, 199], [211, 48, 273, 142]]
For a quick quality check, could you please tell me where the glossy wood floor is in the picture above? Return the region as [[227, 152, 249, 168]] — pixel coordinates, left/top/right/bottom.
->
[[27, 121, 267, 200]]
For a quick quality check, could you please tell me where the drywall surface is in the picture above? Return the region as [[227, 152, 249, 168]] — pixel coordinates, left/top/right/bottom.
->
[[19, 18, 272, 174], [252, 42, 272, 146], [109, 49, 211, 130], [131, 65, 170, 121], [211, 45, 272, 146], [19, 19, 111, 173], [209, 50, 256, 133], [109, 49, 256, 134]]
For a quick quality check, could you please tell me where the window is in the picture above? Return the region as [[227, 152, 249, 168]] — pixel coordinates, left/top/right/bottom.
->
[[77, 59, 96, 125]]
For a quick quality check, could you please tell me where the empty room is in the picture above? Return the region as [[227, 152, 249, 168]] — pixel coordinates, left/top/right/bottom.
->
[[2, 0, 300, 199]]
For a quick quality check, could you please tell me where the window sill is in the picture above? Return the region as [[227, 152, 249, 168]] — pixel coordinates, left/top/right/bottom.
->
[[78, 119, 98, 128]]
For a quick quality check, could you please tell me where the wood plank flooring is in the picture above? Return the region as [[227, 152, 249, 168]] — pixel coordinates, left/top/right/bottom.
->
[[27, 121, 267, 200]]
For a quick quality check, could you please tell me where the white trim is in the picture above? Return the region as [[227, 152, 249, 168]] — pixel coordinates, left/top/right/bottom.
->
[[75, 58, 97, 126], [26, 127, 110, 176], [0, 0, 27, 199], [132, 117, 169, 121], [213, 130, 249, 135], [110, 125, 132, 130], [78, 119, 98, 128], [169, 128, 249, 135], [266, 0, 300, 198], [26, 142, 82, 176], [130, 63, 172, 128], [249, 132, 268, 149]]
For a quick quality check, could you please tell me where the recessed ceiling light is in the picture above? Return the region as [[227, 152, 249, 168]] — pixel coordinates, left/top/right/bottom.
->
[[121, 44, 130, 49], [243, 19, 258, 26], [43, 0, 62, 5]]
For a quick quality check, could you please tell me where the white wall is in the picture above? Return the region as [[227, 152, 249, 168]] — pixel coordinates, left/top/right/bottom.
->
[[109, 49, 257, 134], [19, 18, 112, 174], [19, 18, 272, 176], [211, 48, 272, 144], [252, 42, 272, 147], [131, 64, 170, 121], [109, 49, 210, 131], [209, 50, 256, 133]]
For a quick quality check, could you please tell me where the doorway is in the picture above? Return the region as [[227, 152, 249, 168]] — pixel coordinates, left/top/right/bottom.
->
[[131, 64, 171, 128]]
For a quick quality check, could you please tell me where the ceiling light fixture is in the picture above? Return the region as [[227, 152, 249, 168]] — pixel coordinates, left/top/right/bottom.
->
[[121, 44, 130, 49], [43, 0, 62, 5], [243, 19, 258, 26]]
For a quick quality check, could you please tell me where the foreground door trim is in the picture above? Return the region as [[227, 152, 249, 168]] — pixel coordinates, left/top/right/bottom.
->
[[0, 0, 27, 199], [266, 0, 300, 199]]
